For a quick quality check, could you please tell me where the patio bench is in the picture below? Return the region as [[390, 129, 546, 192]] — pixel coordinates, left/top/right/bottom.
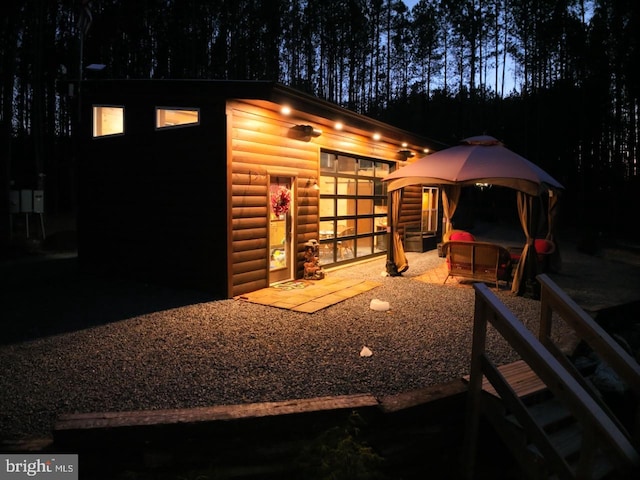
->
[[441, 240, 513, 288]]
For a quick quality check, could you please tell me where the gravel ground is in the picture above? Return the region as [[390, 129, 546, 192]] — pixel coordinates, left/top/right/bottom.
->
[[1, 228, 639, 442]]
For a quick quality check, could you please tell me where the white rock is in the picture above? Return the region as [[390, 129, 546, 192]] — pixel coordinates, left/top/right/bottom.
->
[[360, 346, 373, 357], [370, 298, 390, 311]]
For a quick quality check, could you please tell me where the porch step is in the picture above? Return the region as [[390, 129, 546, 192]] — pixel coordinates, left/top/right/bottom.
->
[[463, 359, 548, 400], [527, 422, 616, 480], [505, 397, 572, 432], [494, 379, 617, 479], [468, 361, 621, 479]]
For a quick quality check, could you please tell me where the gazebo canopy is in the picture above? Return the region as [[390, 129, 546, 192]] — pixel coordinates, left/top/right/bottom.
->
[[383, 135, 563, 196]]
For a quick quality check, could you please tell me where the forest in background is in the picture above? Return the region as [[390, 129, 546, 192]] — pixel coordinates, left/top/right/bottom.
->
[[1, 0, 638, 243]]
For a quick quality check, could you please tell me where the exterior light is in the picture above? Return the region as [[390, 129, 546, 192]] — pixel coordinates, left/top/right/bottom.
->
[[372, 133, 381, 141], [291, 124, 322, 138], [281, 106, 291, 115], [398, 149, 414, 159], [335, 122, 343, 130]]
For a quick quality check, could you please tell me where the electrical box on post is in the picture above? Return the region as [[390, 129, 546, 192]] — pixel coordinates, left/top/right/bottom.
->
[[33, 190, 44, 213], [20, 190, 33, 213]]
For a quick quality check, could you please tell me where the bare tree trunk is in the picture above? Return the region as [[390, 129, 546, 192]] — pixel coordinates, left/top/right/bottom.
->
[[0, 4, 18, 245], [501, 3, 508, 97], [32, 0, 46, 191], [385, 0, 392, 107], [494, 0, 500, 96]]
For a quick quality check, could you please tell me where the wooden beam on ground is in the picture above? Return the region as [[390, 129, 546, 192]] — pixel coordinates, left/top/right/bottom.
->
[[55, 393, 379, 432]]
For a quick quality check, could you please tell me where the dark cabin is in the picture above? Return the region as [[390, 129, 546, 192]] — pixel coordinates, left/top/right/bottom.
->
[[77, 80, 440, 298]]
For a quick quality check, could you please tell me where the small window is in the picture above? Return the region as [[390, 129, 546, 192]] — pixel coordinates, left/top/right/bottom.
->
[[156, 107, 199, 129], [421, 186, 439, 233], [93, 105, 124, 137]]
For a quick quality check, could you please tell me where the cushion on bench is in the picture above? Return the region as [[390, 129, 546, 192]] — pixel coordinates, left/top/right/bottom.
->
[[509, 239, 556, 269], [449, 231, 475, 242]]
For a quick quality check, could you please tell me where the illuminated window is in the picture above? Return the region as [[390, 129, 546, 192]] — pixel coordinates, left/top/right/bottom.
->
[[421, 186, 439, 233], [93, 106, 124, 137], [156, 107, 199, 129], [318, 151, 391, 266]]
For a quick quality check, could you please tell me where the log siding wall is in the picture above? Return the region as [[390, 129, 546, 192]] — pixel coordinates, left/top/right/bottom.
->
[[227, 99, 408, 297], [398, 185, 423, 236], [228, 101, 318, 297]]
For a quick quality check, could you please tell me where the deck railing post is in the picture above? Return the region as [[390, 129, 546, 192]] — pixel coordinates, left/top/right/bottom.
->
[[461, 287, 490, 479], [538, 277, 554, 347]]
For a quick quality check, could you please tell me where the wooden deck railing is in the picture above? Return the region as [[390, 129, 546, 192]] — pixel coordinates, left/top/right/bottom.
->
[[462, 274, 640, 479], [537, 273, 640, 443]]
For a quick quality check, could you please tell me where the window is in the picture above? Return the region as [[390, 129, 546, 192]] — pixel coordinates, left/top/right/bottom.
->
[[156, 107, 199, 129], [318, 151, 391, 266], [421, 186, 439, 233], [93, 106, 124, 137]]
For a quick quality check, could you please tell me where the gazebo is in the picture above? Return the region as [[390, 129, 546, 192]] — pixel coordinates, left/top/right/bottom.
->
[[382, 135, 564, 296]]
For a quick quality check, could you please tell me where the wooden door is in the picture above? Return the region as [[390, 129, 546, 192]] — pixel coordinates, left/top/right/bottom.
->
[[268, 176, 294, 284]]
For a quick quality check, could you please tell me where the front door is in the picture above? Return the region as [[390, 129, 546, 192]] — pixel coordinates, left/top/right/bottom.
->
[[269, 176, 294, 284]]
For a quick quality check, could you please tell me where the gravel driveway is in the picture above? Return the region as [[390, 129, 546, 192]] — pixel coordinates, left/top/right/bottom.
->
[[2, 229, 639, 442]]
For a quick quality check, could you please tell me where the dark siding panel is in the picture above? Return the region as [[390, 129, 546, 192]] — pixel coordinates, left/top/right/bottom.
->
[[79, 90, 228, 296]]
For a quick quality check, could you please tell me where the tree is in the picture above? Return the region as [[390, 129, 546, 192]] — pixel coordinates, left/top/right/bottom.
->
[[411, 0, 444, 98], [1, 0, 637, 239]]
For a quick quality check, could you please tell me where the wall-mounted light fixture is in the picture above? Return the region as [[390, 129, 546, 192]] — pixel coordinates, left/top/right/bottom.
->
[[290, 124, 322, 140], [307, 178, 320, 190], [398, 149, 415, 159]]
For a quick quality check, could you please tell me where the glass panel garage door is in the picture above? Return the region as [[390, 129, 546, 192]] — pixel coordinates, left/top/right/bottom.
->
[[318, 151, 390, 267]]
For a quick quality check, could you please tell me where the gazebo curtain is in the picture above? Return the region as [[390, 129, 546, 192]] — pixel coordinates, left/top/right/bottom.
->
[[386, 189, 408, 276], [441, 185, 462, 240], [511, 192, 541, 296], [546, 191, 562, 272], [511, 189, 561, 295]]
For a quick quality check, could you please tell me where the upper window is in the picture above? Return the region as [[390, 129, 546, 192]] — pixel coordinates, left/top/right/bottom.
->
[[156, 107, 199, 129], [93, 105, 124, 137]]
